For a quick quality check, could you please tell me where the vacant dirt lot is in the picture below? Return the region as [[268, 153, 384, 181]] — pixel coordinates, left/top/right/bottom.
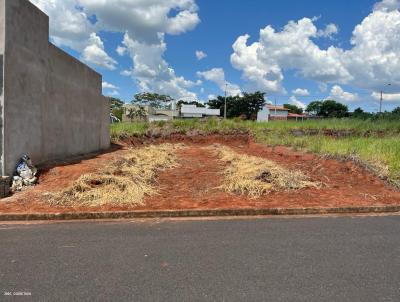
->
[[1, 134, 400, 214]]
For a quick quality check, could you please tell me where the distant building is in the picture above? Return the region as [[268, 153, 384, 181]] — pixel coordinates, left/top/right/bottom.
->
[[180, 105, 220, 118], [257, 105, 308, 122], [257, 105, 289, 122], [122, 103, 219, 122], [287, 113, 308, 121]]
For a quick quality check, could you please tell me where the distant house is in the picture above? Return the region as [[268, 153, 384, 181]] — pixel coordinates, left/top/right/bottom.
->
[[257, 105, 289, 122], [287, 113, 308, 121], [180, 104, 220, 118], [122, 103, 218, 122], [257, 105, 308, 122]]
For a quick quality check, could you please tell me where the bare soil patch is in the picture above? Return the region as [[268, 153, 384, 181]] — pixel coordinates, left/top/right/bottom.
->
[[1, 134, 400, 214]]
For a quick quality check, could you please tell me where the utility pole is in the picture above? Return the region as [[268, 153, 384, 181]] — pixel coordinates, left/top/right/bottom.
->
[[379, 84, 391, 114], [224, 83, 228, 119]]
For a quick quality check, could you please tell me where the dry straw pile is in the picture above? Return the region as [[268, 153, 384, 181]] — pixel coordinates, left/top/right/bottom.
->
[[50, 144, 184, 207], [208, 144, 319, 198]]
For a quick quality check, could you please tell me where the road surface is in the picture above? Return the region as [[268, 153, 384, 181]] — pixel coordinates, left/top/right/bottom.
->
[[1, 215, 399, 301]]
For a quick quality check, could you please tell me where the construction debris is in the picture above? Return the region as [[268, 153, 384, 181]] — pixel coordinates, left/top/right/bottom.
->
[[208, 144, 320, 198], [11, 155, 38, 192]]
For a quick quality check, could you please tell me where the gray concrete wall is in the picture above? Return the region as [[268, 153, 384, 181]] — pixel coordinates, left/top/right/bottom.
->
[[0, 0, 109, 176], [0, 0, 5, 175]]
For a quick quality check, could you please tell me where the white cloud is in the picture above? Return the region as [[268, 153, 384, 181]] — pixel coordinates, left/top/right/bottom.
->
[[230, 0, 400, 95], [195, 50, 207, 60], [292, 88, 310, 96], [329, 85, 358, 102], [207, 94, 217, 100], [197, 68, 241, 96], [289, 96, 306, 109], [120, 70, 132, 77], [81, 33, 118, 70], [116, 45, 127, 56], [120, 33, 199, 100], [78, 0, 200, 44], [374, 0, 400, 12], [371, 91, 400, 101], [317, 23, 339, 38], [102, 81, 118, 90]]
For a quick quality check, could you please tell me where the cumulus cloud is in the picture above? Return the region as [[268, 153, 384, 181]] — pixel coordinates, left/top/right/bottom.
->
[[196, 50, 207, 60], [230, 0, 400, 96], [374, 0, 400, 12], [116, 45, 127, 56], [328, 85, 358, 102], [77, 0, 200, 44], [317, 23, 339, 38], [371, 91, 400, 101], [82, 33, 118, 70], [292, 88, 310, 96], [120, 33, 200, 100], [197, 68, 242, 96], [102, 81, 118, 90], [289, 96, 306, 109]]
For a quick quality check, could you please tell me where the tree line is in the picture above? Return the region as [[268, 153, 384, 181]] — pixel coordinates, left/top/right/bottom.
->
[[108, 92, 400, 121]]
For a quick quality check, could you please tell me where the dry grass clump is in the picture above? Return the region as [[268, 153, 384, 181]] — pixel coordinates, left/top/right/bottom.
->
[[50, 144, 185, 207], [208, 144, 320, 198]]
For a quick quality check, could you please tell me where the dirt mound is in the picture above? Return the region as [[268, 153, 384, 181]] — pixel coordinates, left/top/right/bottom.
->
[[117, 133, 252, 147]]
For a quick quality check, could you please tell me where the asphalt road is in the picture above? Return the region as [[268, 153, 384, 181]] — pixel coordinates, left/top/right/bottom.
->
[[1, 215, 399, 301]]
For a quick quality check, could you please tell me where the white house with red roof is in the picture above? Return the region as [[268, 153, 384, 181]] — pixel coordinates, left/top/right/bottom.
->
[[257, 105, 308, 122]]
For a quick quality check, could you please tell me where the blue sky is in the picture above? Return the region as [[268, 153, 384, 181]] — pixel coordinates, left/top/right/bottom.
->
[[31, 0, 400, 112]]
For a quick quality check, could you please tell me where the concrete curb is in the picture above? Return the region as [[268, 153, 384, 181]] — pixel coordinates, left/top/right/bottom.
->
[[0, 206, 400, 221]]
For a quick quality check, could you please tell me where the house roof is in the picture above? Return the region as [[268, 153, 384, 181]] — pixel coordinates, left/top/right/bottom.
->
[[288, 113, 307, 118], [266, 105, 290, 111]]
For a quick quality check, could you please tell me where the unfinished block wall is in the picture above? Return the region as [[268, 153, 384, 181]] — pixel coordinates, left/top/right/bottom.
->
[[0, 0, 110, 176]]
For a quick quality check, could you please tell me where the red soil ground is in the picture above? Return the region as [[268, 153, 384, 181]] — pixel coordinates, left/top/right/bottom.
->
[[1, 134, 400, 214]]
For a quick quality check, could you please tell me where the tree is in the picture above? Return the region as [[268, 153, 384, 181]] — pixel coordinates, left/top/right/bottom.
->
[[108, 97, 124, 121], [354, 107, 364, 114], [127, 106, 146, 122], [109, 97, 124, 109], [392, 107, 400, 115], [306, 101, 323, 115], [177, 100, 205, 108], [132, 92, 173, 109], [239, 92, 266, 119], [306, 100, 348, 118], [319, 100, 348, 118], [283, 104, 303, 114], [207, 91, 266, 120]]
